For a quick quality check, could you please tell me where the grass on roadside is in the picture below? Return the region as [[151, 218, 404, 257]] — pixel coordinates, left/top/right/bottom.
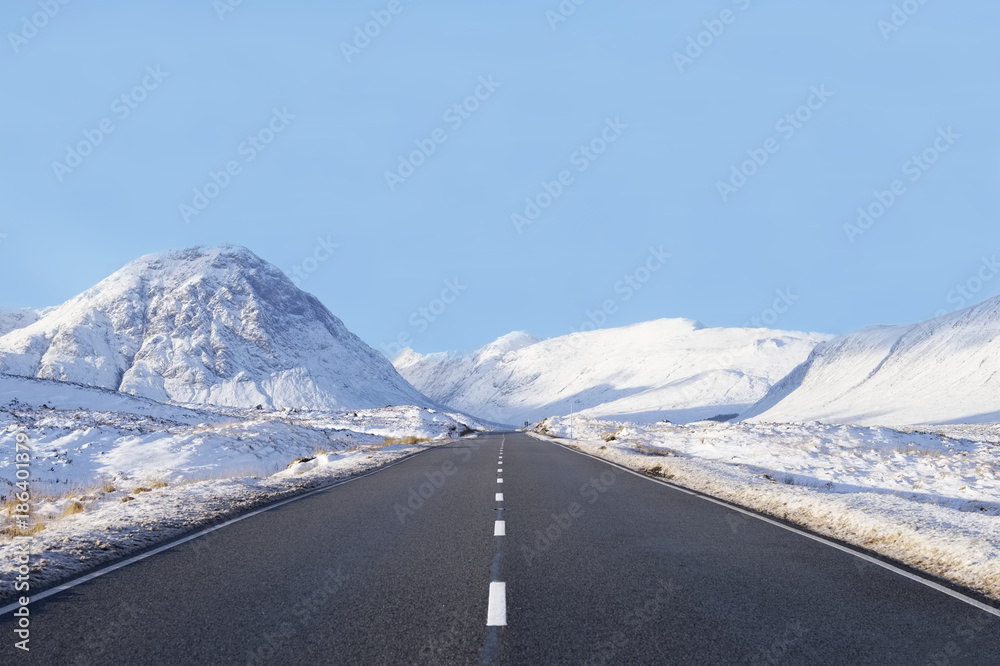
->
[[382, 435, 433, 446], [0, 474, 175, 540], [634, 443, 679, 457]]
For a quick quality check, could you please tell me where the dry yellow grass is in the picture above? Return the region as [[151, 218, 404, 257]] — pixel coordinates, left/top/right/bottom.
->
[[1, 495, 22, 518], [59, 500, 86, 518], [894, 444, 944, 457], [8, 521, 46, 537], [382, 435, 432, 446], [0, 473, 171, 540], [603, 426, 628, 442], [634, 443, 679, 457]]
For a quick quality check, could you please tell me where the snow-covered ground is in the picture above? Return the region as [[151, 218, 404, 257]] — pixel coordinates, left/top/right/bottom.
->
[[0, 394, 486, 602], [395, 319, 828, 425], [0, 402, 479, 489], [534, 416, 1000, 600]]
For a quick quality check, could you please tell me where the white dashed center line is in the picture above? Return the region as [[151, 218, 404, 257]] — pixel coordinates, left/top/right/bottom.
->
[[484, 435, 509, 641], [487, 582, 507, 626]]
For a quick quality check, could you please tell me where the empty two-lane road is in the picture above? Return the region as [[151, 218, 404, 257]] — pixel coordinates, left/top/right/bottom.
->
[[3, 432, 999, 664]]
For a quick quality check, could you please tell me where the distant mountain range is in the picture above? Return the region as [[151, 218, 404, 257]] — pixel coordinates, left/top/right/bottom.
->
[[4, 245, 998, 428], [394, 319, 828, 425]]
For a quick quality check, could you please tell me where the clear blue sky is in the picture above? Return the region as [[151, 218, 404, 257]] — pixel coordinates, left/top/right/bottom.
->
[[2, 0, 998, 355]]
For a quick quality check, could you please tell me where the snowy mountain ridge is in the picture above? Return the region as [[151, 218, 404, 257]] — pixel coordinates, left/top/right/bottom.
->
[[394, 319, 829, 425], [0, 245, 432, 411], [742, 294, 1000, 425]]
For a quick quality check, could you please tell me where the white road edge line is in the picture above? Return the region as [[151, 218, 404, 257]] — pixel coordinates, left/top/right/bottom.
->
[[532, 433, 1000, 620], [496, 493, 503, 502], [487, 582, 507, 626], [494, 520, 506, 536], [0, 442, 449, 617]]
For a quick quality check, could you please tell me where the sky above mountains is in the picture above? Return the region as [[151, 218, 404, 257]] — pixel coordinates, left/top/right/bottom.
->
[[2, 0, 998, 353]]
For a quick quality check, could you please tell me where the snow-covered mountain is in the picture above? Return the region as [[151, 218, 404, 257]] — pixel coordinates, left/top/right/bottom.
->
[[742, 296, 1000, 426], [0, 245, 432, 410], [0, 308, 39, 337], [394, 319, 828, 425]]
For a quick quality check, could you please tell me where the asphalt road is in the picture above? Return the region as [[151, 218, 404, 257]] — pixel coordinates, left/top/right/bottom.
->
[[3, 431, 999, 665]]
